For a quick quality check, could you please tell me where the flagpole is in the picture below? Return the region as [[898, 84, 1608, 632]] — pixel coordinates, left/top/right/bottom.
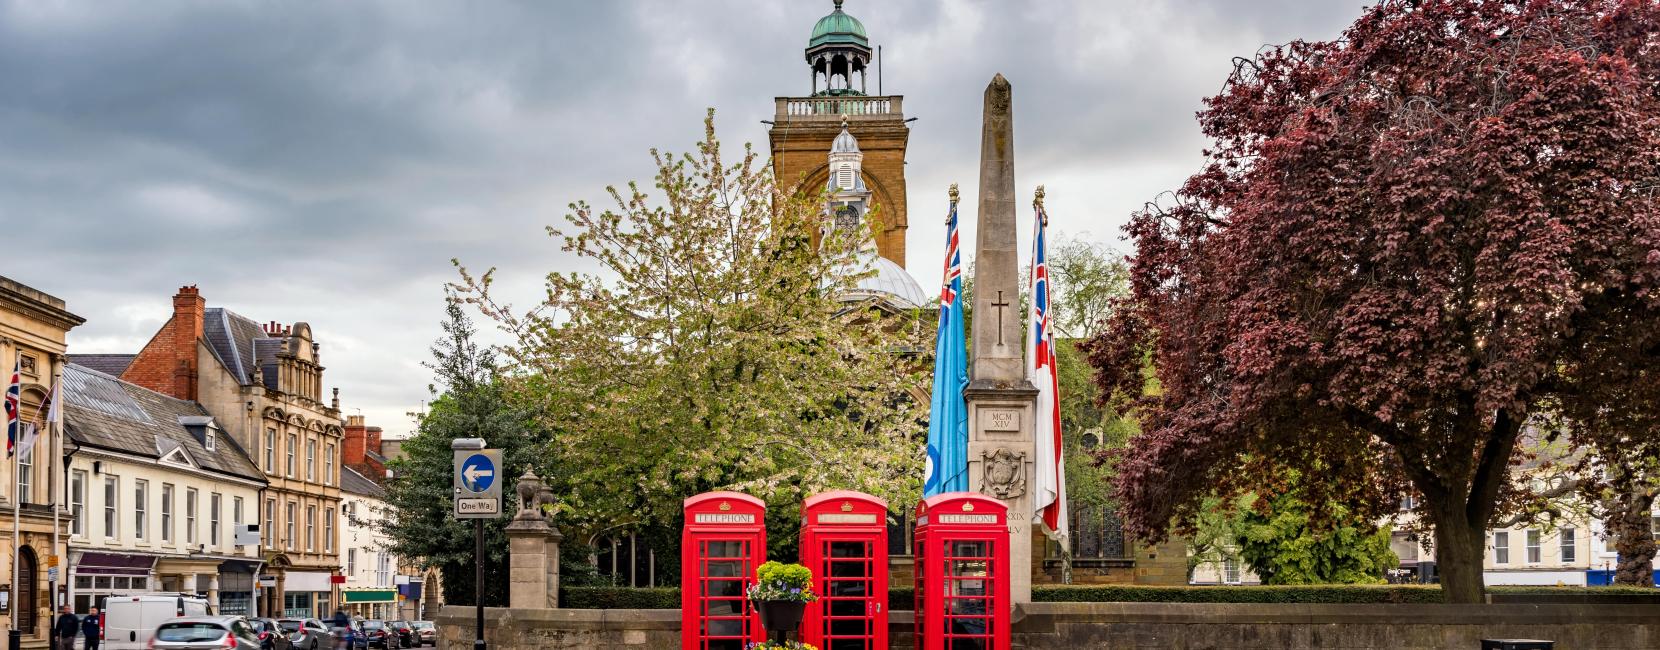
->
[[47, 362, 59, 613], [7, 348, 17, 634]]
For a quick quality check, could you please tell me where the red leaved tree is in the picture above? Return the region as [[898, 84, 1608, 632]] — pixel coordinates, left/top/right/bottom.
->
[[1086, 0, 1660, 603]]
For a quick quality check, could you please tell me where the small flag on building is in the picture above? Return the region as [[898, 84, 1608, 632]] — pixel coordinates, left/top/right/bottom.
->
[[18, 379, 54, 462], [1029, 186, 1068, 542], [4, 357, 19, 457], [924, 184, 970, 497]]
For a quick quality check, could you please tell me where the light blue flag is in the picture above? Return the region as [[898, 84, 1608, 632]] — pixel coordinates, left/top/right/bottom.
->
[[924, 196, 970, 497]]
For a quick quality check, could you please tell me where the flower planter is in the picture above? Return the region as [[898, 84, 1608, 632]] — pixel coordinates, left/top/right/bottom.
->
[[757, 599, 807, 635]]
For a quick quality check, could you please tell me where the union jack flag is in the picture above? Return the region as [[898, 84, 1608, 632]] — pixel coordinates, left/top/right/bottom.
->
[[4, 356, 19, 456], [1029, 191, 1068, 541], [938, 203, 963, 319]]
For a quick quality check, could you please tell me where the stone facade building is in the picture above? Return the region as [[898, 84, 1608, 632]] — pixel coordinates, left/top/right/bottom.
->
[[118, 286, 344, 617], [0, 276, 82, 645]]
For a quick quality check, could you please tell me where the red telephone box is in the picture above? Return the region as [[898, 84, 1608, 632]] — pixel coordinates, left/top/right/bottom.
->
[[912, 492, 1010, 650], [800, 490, 890, 650], [682, 491, 767, 650]]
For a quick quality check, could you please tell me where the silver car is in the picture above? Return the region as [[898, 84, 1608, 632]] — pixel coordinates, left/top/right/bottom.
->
[[277, 618, 338, 650], [151, 616, 263, 650]]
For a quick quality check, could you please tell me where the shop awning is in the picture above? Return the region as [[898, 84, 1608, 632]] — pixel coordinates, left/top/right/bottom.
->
[[342, 589, 397, 604], [73, 552, 157, 576]]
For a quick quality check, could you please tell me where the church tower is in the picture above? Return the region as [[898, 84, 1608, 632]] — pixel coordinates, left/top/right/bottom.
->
[[769, 0, 911, 268]]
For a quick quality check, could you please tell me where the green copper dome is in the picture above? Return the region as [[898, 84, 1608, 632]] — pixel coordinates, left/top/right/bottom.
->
[[809, 0, 868, 49]]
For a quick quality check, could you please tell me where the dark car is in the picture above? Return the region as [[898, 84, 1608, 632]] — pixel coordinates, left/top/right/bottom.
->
[[386, 621, 415, 648], [247, 617, 295, 650], [330, 620, 369, 650], [359, 620, 395, 649]]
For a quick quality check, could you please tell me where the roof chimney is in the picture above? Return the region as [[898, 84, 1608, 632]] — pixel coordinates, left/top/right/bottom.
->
[[343, 415, 367, 466]]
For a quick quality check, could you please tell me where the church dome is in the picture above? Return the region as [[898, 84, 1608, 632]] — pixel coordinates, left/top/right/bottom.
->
[[842, 251, 928, 311], [809, 0, 869, 50]]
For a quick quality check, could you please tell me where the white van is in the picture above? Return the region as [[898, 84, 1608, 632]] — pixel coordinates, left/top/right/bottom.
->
[[98, 593, 211, 650]]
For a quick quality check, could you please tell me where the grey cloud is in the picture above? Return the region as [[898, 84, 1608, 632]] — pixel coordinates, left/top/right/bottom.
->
[[3, 0, 1363, 435]]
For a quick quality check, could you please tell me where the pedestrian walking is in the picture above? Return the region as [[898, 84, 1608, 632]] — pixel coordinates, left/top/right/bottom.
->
[[52, 605, 79, 650], [81, 607, 101, 650]]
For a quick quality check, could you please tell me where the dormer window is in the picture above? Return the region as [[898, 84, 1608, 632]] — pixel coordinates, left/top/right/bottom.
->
[[206, 429, 216, 451]]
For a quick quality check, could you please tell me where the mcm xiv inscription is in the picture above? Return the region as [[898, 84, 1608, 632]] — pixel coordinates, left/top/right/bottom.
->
[[982, 409, 1021, 432]]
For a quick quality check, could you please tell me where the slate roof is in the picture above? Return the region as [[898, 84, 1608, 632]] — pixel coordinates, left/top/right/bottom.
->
[[63, 364, 266, 484], [340, 466, 386, 499], [203, 307, 277, 388], [69, 354, 136, 377]]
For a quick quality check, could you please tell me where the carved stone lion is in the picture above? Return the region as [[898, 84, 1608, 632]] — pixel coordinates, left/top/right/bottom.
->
[[980, 447, 1026, 499]]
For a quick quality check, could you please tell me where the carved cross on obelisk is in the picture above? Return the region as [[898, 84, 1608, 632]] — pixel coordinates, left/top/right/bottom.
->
[[964, 73, 1038, 608], [992, 291, 1010, 345]]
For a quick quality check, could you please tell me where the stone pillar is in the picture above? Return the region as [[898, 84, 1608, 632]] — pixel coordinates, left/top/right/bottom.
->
[[506, 470, 560, 610], [965, 73, 1038, 607], [206, 574, 220, 611]]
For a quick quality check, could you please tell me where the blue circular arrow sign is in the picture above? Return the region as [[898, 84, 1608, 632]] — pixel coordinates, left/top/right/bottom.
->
[[461, 453, 496, 493]]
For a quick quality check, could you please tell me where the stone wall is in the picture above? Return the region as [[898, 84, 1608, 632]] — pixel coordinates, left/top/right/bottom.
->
[[439, 602, 1660, 649], [435, 606, 677, 649]]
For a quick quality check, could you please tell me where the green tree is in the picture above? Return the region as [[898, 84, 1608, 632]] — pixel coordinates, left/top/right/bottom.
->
[[1233, 491, 1398, 585], [455, 111, 928, 558], [378, 296, 592, 606]]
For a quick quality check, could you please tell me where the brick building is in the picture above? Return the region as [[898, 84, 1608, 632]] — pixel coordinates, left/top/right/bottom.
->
[[768, 0, 910, 268], [118, 286, 344, 617]]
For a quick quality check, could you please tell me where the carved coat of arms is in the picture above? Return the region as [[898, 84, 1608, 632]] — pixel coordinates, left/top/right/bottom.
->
[[980, 447, 1026, 499]]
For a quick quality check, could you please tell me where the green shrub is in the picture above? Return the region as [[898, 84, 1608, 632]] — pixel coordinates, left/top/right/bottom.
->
[[559, 586, 680, 609]]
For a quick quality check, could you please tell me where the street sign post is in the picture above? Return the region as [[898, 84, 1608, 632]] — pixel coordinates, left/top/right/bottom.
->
[[454, 448, 503, 519], [452, 438, 493, 650]]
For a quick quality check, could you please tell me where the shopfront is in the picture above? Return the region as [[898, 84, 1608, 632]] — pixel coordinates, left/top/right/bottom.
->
[[343, 588, 397, 619], [218, 561, 259, 616], [68, 551, 157, 614], [284, 571, 334, 618]]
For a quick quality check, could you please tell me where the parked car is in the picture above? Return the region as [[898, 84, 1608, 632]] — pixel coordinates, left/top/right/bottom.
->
[[385, 621, 415, 648], [359, 620, 395, 649], [328, 620, 368, 650], [276, 618, 336, 650], [149, 616, 263, 650], [101, 593, 212, 650], [246, 618, 294, 650], [407, 621, 435, 647]]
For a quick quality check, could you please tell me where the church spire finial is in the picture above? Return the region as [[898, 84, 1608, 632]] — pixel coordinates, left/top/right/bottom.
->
[[834, 0, 844, 10], [1034, 185, 1047, 225]]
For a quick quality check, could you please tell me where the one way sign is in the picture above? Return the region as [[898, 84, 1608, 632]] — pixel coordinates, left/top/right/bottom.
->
[[453, 448, 503, 519]]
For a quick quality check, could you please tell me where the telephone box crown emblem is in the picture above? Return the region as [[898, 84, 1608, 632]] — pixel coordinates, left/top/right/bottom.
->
[[841, 502, 854, 512], [962, 503, 975, 512], [719, 501, 731, 511]]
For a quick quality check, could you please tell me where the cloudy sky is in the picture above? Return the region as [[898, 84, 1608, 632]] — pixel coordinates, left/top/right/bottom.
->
[[2, 0, 1362, 437]]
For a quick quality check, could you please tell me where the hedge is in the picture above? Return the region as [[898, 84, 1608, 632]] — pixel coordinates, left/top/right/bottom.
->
[[1032, 584, 1444, 604], [560, 586, 680, 609], [560, 584, 1660, 609]]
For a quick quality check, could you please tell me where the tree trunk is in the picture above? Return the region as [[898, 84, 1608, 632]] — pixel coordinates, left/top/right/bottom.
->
[[1430, 507, 1488, 603], [1610, 490, 1657, 587]]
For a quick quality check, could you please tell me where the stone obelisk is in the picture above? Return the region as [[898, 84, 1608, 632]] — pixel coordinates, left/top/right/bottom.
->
[[966, 73, 1038, 606]]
